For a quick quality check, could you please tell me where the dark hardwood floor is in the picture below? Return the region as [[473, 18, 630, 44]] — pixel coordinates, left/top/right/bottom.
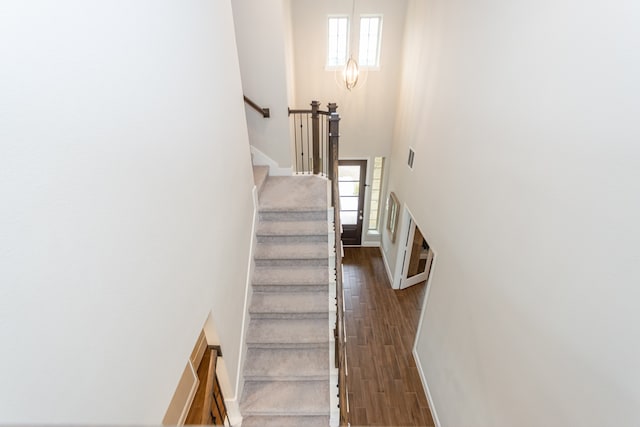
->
[[343, 247, 434, 426]]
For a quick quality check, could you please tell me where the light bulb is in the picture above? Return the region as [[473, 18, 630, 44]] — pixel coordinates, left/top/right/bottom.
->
[[343, 57, 360, 91]]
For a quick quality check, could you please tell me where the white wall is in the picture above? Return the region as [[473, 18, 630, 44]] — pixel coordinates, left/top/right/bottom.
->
[[0, 1, 254, 423], [232, 0, 294, 169], [290, 0, 407, 159], [384, 0, 640, 425]]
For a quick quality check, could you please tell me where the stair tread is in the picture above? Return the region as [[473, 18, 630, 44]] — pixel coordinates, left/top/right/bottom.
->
[[253, 266, 329, 285], [250, 292, 328, 314], [241, 380, 329, 416], [257, 220, 328, 236], [246, 319, 329, 346], [258, 176, 328, 212], [244, 348, 328, 380], [254, 242, 328, 260], [241, 415, 330, 427]]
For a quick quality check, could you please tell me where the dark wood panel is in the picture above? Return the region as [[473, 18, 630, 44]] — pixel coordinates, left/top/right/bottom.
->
[[343, 247, 434, 426]]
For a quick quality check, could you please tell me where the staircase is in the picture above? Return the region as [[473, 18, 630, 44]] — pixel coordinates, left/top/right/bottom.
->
[[241, 171, 332, 427]]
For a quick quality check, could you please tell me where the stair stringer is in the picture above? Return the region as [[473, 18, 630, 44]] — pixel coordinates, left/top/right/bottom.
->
[[328, 207, 340, 427]]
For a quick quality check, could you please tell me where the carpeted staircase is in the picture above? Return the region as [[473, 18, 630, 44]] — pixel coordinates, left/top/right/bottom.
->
[[241, 170, 332, 427]]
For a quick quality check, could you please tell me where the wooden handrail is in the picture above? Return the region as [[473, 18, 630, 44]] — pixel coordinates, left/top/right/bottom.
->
[[243, 95, 270, 118], [201, 348, 218, 424], [288, 107, 332, 116]]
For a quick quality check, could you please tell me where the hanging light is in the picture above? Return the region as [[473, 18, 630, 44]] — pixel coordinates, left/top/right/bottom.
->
[[341, 0, 360, 91], [343, 56, 359, 91]]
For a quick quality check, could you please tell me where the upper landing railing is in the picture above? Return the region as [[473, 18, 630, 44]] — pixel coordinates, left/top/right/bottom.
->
[[288, 101, 338, 177]]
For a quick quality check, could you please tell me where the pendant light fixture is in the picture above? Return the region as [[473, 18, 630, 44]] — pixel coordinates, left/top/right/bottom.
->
[[343, 0, 360, 91], [343, 56, 359, 90]]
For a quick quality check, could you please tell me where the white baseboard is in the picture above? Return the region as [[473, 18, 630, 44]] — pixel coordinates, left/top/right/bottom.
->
[[250, 145, 292, 176], [230, 185, 259, 416], [379, 247, 394, 286], [224, 397, 242, 426], [361, 240, 381, 248], [413, 348, 441, 427]]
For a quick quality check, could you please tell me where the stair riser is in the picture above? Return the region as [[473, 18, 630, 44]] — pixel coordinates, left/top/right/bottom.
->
[[241, 416, 330, 427], [243, 375, 328, 382], [257, 235, 328, 244], [255, 259, 328, 267], [246, 343, 329, 350], [259, 211, 327, 222], [249, 312, 329, 320], [252, 284, 328, 293], [242, 410, 330, 417]]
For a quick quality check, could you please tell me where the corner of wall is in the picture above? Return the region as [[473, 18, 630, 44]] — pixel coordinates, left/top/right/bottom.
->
[[250, 145, 293, 176], [225, 184, 260, 426]]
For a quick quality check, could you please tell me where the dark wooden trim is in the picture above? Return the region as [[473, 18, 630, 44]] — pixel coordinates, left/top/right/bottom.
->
[[207, 344, 222, 358], [288, 108, 332, 116], [243, 95, 270, 118], [288, 108, 312, 115]]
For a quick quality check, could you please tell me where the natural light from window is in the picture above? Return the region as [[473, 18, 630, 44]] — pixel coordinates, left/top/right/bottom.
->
[[327, 17, 349, 67], [358, 16, 382, 67], [368, 157, 385, 231]]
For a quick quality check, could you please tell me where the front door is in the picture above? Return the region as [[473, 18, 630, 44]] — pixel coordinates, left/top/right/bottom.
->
[[339, 160, 367, 246]]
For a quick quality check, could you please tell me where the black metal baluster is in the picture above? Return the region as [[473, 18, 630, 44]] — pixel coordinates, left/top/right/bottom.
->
[[293, 114, 298, 174], [307, 114, 311, 173], [299, 114, 305, 174]]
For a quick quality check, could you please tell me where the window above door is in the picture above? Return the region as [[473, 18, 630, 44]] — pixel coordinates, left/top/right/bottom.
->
[[326, 14, 383, 70]]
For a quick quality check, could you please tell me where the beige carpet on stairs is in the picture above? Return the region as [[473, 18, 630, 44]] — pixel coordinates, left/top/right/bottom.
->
[[241, 174, 333, 426]]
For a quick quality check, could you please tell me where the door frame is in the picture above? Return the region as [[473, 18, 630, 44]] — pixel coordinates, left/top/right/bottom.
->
[[400, 221, 434, 289], [392, 206, 436, 290]]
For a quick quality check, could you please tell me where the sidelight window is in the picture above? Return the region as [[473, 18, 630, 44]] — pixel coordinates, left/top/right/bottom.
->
[[368, 157, 385, 231]]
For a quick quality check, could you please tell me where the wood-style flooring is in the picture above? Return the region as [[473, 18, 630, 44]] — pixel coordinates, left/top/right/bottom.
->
[[343, 247, 434, 426]]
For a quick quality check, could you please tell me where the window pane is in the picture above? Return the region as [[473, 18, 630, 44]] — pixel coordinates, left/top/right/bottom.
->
[[368, 156, 385, 230], [341, 211, 358, 225], [327, 17, 349, 67], [340, 196, 359, 211], [339, 181, 359, 196], [358, 16, 382, 67], [338, 165, 360, 180]]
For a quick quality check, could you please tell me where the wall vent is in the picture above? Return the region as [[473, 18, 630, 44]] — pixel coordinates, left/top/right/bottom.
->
[[407, 147, 415, 169]]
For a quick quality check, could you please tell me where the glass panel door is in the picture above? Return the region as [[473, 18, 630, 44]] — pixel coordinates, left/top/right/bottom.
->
[[339, 160, 367, 245]]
